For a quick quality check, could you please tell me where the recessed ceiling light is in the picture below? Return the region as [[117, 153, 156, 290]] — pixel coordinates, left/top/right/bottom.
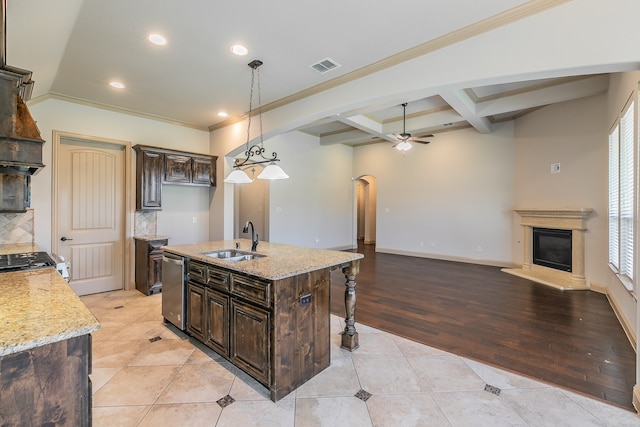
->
[[230, 45, 248, 56], [109, 81, 125, 89], [148, 34, 167, 45], [217, 111, 228, 117]]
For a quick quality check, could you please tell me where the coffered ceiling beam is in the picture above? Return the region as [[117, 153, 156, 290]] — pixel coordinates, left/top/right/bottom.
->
[[338, 114, 396, 143], [439, 89, 492, 134], [474, 74, 609, 117], [319, 128, 374, 146]]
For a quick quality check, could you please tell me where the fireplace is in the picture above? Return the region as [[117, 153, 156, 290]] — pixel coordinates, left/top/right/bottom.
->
[[502, 208, 593, 290], [532, 227, 572, 272]]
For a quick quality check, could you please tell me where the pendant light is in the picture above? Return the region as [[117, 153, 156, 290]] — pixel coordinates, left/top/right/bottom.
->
[[224, 60, 289, 184]]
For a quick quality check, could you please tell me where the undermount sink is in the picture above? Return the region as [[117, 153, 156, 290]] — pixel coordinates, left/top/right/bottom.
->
[[202, 249, 266, 262]]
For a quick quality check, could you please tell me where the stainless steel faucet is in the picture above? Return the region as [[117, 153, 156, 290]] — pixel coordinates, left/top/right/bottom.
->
[[242, 221, 259, 251]]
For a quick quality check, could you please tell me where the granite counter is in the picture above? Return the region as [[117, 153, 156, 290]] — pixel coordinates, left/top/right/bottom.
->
[[0, 268, 100, 356], [162, 239, 363, 280]]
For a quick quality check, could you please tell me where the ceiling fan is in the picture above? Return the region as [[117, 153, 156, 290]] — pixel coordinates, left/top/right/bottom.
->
[[392, 103, 434, 151]]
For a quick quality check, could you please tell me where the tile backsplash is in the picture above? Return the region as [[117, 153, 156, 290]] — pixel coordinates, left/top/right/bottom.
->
[[134, 211, 158, 236], [0, 209, 35, 244], [0, 210, 160, 245]]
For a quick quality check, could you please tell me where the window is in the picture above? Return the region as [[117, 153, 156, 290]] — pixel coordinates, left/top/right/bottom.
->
[[608, 99, 635, 291]]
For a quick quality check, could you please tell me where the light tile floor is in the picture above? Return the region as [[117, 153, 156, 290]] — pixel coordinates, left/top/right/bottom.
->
[[81, 290, 640, 427]]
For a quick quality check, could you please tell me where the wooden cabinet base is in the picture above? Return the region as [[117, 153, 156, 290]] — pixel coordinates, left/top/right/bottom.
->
[[135, 237, 168, 295], [0, 334, 92, 426], [186, 260, 331, 401]]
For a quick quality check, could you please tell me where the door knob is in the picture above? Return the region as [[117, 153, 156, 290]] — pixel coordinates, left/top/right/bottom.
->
[[60, 236, 73, 241]]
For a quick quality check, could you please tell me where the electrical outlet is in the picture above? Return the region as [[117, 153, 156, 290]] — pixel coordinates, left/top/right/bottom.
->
[[299, 294, 312, 306], [551, 163, 560, 174], [192, 216, 197, 224]]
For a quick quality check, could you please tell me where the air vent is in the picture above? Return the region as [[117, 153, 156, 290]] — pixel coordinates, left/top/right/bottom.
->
[[310, 58, 341, 74]]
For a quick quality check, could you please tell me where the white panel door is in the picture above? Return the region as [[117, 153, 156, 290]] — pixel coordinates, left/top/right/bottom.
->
[[57, 137, 125, 295]]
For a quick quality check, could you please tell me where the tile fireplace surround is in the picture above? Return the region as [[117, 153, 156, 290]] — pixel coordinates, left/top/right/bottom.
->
[[503, 208, 593, 290]]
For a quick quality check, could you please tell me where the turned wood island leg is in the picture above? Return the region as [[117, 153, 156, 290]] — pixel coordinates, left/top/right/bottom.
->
[[340, 260, 360, 351]]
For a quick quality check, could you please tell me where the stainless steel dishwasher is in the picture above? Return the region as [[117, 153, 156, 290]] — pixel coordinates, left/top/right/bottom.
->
[[162, 252, 186, 330]]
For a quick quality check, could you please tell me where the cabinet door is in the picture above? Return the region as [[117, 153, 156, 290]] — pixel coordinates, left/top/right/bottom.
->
[[187, 282, 205, 341], [135, 149, 162, 210], [231, 300, 270, 384], [205, 289, 230, 357], [147, 253, 163, 293], [164, 154, 192, 183], [192, 156, 215, 186]]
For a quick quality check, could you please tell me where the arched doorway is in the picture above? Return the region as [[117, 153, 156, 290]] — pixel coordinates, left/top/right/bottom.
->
[[355, 175, 377, 247]]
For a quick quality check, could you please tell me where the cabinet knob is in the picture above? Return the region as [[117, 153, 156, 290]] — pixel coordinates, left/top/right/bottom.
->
[[60, 236, 73, 241]]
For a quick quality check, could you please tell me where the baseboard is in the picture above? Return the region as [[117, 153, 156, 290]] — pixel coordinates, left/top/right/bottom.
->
[[375, 247, 514, 268], [591, 281, 637, 352], [634, 385, 640, 414]]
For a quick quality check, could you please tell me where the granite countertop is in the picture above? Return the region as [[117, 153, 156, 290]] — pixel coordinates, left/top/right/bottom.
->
[[134, 235, 170, 241], [163, 239, 363, 280], [0, 268, 100, 357], [0, 242, 43, 255]]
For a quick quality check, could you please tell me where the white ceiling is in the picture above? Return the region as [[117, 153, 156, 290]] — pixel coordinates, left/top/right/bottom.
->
[[3, 0, 638, 148]]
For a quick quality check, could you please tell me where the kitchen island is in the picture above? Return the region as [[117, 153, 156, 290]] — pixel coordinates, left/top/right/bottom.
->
[[0, 267, 100, 426], [162, 239, 363, 401]]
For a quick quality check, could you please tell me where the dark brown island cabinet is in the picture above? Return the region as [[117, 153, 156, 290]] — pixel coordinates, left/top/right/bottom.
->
[[135, 236, 169, 295], [0, 268, 98, 426], [133, 144, 217, 211], [0, 335, 92, 426], [186, 259, 332, 400]]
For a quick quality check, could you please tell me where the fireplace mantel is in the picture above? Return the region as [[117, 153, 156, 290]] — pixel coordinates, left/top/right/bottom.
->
[[503, 208, 593, 290]]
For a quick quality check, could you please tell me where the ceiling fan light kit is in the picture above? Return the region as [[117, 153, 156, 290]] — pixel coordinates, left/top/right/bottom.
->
[[224, 60, 289, 184], [392, 102, 433, 151]]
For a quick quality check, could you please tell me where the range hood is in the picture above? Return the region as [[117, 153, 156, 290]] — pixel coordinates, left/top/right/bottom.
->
[[0, 0, 45, 176]]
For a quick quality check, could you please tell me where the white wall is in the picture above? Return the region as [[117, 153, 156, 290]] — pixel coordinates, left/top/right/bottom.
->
[[512, 92, 608, 280], [27, 97, 210, 286], [157, 185, 211, 245], [267, 131, 354, 250], [353, 123, 515, 265]]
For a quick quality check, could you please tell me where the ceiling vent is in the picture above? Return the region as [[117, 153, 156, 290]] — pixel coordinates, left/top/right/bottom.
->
[[310, 58, 341, 74]]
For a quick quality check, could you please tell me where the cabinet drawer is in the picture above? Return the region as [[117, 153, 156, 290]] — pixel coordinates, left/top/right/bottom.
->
[[231, 275, 271, 307], [188, 261, 207, 284], [207, 265, 230, 291]]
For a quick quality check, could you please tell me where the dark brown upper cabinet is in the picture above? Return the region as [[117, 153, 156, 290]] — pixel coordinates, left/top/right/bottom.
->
[[133, 145, 217, 211]]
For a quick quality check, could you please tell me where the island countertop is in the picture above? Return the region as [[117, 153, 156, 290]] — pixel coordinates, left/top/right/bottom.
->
[[0, 268, 100, 357], [162, 239, 363, 280]]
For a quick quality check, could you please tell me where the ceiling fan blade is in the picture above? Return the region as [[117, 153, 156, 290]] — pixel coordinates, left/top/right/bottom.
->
[[411, 134, 434, 143]]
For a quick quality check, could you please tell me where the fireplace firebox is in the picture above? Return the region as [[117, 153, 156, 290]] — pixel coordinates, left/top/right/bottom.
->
[[532, 227, 572, 272]]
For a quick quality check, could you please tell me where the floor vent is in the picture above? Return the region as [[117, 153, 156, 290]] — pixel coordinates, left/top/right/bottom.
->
[[484, 384, 501, 396], [217, 395, 235, 408], [354, 389, 372, 401], [149, 336, 162, 343], [310, 58, 341, 74]]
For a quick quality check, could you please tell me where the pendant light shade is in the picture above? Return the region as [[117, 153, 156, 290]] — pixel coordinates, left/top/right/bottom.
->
[[224, 60, 289, 184], [224, 168, 253, 184], [258, 163, 289, 180]]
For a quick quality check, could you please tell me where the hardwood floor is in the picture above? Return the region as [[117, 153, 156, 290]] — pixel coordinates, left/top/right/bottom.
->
[[330, 243, 636, 411]]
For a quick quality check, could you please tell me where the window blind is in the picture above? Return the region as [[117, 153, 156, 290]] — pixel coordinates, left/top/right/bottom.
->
[[608, 125, 619, 270], [619, 102, 634, 282]]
